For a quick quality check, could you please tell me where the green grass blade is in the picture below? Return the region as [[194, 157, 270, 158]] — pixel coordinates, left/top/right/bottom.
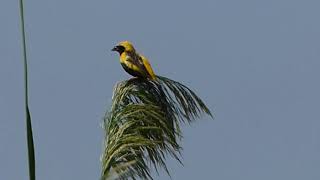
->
[[26, 106, 35, 180], [19, 0, 36, 180]]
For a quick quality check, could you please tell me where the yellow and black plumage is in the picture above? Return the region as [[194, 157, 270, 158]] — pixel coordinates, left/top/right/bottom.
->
[[112, 41, 156, 80]]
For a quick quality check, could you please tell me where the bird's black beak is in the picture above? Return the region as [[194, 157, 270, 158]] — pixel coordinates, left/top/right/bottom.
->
[[111, 46, 119, 52]]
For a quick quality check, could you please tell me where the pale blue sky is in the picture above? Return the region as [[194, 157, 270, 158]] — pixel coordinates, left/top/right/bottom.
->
[[1, 0, 320, 179]]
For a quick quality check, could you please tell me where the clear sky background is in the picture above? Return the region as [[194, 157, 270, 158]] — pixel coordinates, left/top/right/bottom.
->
[[1, 0, 320, 179]]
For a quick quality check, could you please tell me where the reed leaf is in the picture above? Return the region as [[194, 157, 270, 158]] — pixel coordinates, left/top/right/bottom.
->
[[19, 0, 36, 180]]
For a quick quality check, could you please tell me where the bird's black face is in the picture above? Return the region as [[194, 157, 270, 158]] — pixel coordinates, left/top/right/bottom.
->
[[111, 45, 125, 55]]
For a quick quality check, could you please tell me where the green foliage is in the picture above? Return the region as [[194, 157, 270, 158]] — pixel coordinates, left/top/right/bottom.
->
[[102, 76, 212, 180]]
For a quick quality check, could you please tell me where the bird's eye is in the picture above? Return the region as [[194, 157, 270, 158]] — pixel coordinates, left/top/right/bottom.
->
[[117, 46, 125, 53]]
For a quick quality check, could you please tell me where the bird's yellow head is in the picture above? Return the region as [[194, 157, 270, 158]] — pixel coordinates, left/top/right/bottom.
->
[[111, 41, 135, 55]]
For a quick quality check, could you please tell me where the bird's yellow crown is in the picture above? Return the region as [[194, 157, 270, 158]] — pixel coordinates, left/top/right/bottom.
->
[[118, 41, 135, 52]]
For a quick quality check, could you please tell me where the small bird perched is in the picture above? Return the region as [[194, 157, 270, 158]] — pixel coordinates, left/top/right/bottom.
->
[[112, 41, 156, 80]]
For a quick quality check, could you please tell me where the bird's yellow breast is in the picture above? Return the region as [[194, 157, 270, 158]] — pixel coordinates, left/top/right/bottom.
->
[[120, 52, 143, 75], [118, 49, 156, 80]]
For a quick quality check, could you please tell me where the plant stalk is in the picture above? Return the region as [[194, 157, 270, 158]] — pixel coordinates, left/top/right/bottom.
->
[[19, 0, 36, 180]]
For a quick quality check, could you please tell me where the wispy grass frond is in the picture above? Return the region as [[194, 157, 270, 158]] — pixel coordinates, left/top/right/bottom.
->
[[156, 75, 213, 122], [102, 76, 212, 179]]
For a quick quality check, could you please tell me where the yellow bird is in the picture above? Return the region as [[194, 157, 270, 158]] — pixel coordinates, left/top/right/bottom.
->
[[112, 41, 156, 80]]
